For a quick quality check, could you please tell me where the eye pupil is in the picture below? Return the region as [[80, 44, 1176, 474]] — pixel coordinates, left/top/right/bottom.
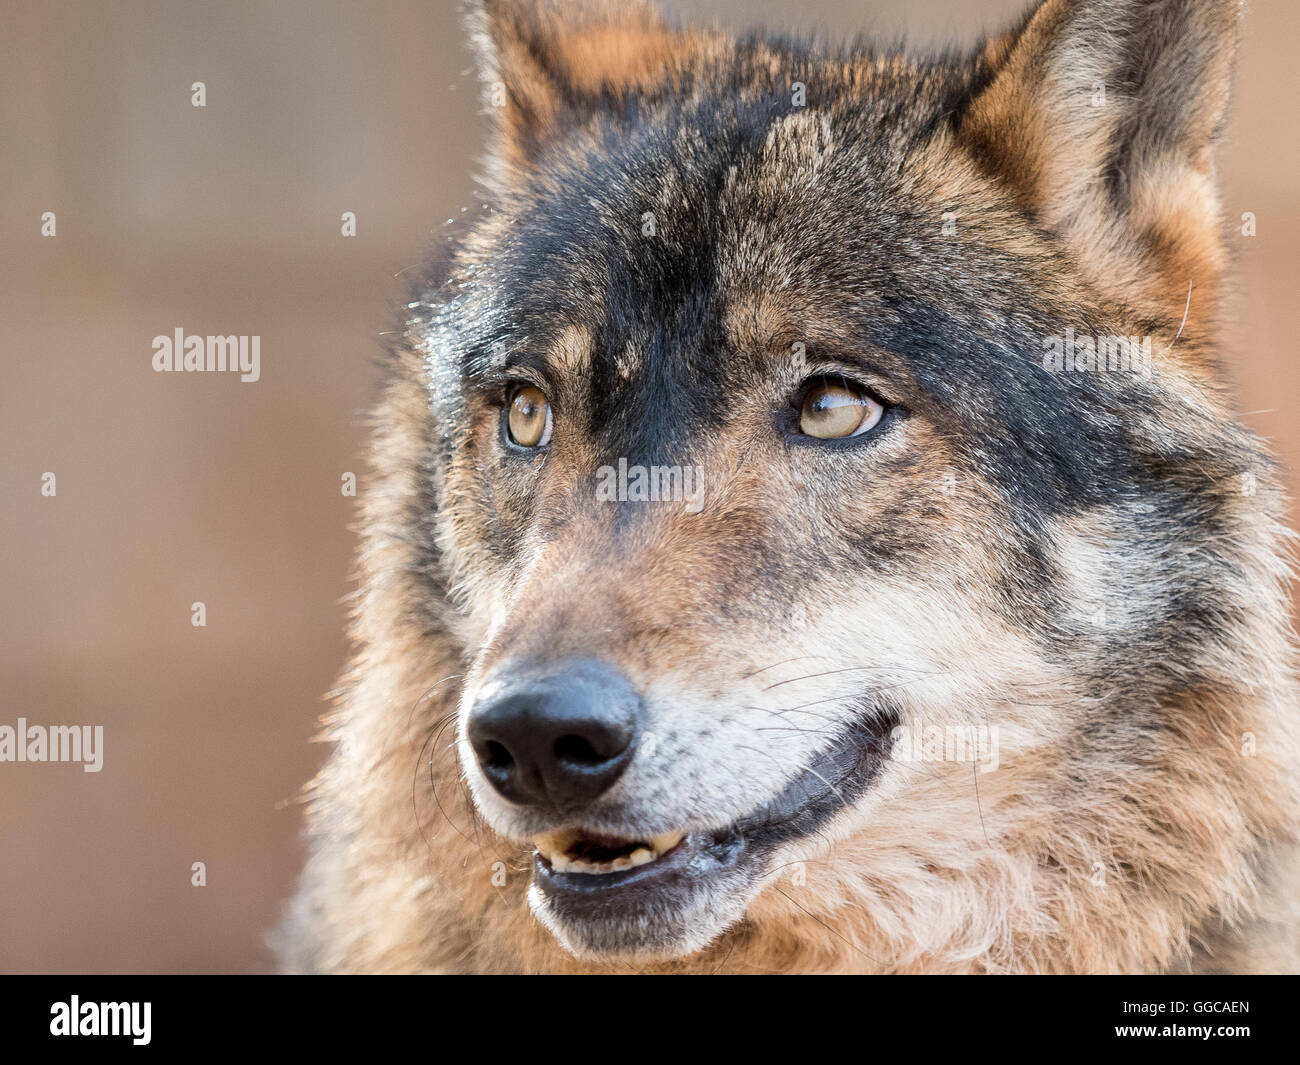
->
[[507, 386, 551, 448]]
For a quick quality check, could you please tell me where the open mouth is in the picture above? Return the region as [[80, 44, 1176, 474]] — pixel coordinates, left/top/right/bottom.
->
[[533, 829, 687, 875], [527, 709, 897, 956]]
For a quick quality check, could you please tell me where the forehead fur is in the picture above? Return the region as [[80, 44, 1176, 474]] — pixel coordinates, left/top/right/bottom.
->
[[408, 0, 1261, 571]]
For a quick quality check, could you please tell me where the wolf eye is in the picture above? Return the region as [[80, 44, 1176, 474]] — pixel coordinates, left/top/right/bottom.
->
[[797, 379, 884, 439], [506, 385, 552, 448]]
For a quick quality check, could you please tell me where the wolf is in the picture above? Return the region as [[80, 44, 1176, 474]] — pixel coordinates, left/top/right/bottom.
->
[[281, 0, 1300, 973]]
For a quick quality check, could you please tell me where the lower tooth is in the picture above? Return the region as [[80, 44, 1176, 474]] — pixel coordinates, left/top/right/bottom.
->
[[535, 830, 688, 875]]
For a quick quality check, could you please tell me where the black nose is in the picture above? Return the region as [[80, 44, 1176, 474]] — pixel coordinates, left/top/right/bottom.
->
[[468, 660, 642, 809]]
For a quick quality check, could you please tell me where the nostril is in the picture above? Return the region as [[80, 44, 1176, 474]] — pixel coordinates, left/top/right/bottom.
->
[[554, 734, 605, 765], [468, 659, 642, 806]]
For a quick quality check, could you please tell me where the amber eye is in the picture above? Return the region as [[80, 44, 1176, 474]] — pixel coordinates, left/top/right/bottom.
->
[[798, 379, 884, 439], [506, 385, 552, 448]]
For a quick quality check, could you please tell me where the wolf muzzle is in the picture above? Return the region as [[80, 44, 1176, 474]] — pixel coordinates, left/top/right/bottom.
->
[[467, 659, 642, 811]]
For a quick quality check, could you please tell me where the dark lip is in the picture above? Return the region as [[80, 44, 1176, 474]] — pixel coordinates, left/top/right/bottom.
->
[[533, 831, 741, 897], [531, 710, 896, 913]]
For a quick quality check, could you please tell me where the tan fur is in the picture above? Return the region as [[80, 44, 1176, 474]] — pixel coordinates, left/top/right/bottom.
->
[[472, 0, 717, 171], [286, 344, 1300, 972], [282, 0, 1300, 973], [958, 0, 1239, 345]]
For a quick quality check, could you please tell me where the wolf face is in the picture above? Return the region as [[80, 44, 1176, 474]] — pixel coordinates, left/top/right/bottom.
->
[[287, 0, 1300, 974]]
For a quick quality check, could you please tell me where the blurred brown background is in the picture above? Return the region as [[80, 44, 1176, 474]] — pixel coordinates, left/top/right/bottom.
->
[[1, 0, 1295, 973]]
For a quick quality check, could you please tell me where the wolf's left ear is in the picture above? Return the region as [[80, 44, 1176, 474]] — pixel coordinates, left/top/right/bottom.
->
[[957, 0, 1241, 319], [467, 0, 689, 171]]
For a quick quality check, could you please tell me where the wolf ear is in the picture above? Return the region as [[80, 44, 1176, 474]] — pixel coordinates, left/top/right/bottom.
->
[[958, 0, 1241, 320], [467, 0, 687, 170]]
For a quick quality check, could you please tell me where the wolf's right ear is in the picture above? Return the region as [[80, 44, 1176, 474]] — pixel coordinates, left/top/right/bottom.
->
[[467, 0, 690, 172], [957, 0, 1241, 325]]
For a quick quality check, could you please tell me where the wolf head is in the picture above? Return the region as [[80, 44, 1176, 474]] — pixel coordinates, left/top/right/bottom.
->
[[292, 0, 1300, 973]]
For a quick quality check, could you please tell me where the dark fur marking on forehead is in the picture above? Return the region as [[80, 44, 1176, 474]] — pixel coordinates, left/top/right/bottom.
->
[[447, 61, 993, 456], [419, 10, 1262, 653]]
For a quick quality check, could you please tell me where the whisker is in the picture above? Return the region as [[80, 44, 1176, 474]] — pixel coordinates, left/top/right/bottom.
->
[[761, 664, 951, 691], [739, 655, 826, 680]]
